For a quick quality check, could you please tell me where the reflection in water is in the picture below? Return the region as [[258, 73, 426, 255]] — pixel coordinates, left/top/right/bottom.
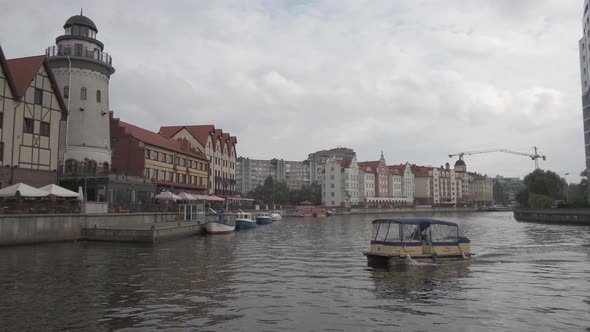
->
[[0, 212, 589, 331]]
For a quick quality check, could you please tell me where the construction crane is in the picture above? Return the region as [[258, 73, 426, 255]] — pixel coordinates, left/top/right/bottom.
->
[[448, 147, 547, 170]]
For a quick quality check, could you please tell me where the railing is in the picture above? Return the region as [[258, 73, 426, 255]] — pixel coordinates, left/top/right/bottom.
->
[[45, 45, 113, 66]]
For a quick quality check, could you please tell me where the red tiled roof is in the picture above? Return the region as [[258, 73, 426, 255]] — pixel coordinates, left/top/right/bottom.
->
[[388, 164, 406, 173], [358, 161, 380, 169], [0, 46, 17, 97], [159, 125, 216, 148], [5, 55, 46, 98], [336, 159, 352, 167], [411, 165, 433, 177], [2, 51, 67, 112], [118, 120, 207, 160]]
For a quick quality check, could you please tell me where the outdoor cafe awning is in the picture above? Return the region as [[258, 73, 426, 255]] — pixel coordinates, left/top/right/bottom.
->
[[0, 183, 49, 198]]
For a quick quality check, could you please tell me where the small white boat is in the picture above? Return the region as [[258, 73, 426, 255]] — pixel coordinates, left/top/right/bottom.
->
[[257, 212, 273, 224], [236, 211, 256, 230], [270, 212, 282, 221], [204, 212, 236, 235]]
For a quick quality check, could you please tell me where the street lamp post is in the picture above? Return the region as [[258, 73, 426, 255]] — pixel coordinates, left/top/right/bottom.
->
[[564, 172, 569, 203], [83, 157, 89, 203]]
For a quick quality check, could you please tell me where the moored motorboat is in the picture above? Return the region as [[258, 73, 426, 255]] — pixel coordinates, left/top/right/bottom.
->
[[256, 212, 273, 224], [204, 212, 236, 235], [270, 211, 282, 221], [236, 211, 256, 230], [363, 218, 471, 268], [326, 209, 336, 216]]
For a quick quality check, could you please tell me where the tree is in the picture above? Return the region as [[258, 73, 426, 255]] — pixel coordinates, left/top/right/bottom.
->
[[523, 169, 566, 200], [518, 169, 567, 208]]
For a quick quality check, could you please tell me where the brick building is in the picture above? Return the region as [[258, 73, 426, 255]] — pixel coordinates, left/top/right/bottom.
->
[[111, 116, 209, 194]]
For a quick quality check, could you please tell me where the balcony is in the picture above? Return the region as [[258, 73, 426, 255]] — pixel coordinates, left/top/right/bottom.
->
[[45, 45, 113, 66]]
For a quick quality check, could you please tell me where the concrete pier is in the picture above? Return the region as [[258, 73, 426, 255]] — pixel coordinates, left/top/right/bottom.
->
[[0, 213, 179, 246], [83, 222, 202, 243], [514, 208, 590, 226]]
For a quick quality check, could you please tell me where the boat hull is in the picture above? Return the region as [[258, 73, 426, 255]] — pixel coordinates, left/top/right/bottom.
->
[[256, 217, 272, 225], [236, 219, 256, 230], [364, 252, 471, 268], [270, 213, 282, 221], [205, 222, 235, 235]]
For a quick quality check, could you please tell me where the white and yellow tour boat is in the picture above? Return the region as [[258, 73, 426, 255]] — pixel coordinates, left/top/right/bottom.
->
[[364, 218, 471, 267]]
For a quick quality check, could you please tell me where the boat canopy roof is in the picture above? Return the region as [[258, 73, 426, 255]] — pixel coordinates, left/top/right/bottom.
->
[[372, 218, 458, 227]]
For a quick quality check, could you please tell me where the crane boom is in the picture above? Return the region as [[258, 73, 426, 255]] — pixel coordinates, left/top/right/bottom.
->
[[448, 147, 546, 170]]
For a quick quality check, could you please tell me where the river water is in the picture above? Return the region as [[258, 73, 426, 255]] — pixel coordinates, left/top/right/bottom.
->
[[0, 212, 589, 331]]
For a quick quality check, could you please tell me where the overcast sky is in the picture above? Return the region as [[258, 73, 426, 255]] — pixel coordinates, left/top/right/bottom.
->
[[0, 0, 585, 180]]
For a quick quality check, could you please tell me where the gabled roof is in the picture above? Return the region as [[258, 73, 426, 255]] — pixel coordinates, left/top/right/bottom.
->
[[336, 159, 352, 167], [159, 125, 216, 148], [359, 160, 385, 174], [388, 164, 408, 174], [3, 53, 67, 112], [0, 46, 17, 97], [117, 119, 208, 160], [6, 55, 47, 98], [411, 165, 433, 177]]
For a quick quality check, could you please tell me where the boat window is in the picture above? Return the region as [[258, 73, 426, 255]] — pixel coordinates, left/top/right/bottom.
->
[[430, 224, 458, 242], [373, 223, 389, 242], [384, 223, 400, 241], [372, 223, 381, 240], [401, 224, 421, 241]]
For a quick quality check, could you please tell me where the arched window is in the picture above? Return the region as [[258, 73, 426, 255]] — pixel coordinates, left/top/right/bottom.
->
[[81, 87, 87, 100], [96, 90, 101, 103], [86, 160, 97, 176], [63, 85, 69, 98], [65, 159, 78, 174]]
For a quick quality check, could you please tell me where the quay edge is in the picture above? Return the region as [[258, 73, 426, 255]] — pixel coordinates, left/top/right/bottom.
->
[[513, 208, 590, 226]]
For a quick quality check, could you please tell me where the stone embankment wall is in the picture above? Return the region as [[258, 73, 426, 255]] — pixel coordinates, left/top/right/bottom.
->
[[0, 213, 177, 246], [514, 208, 590, 226], [350, 206, 478, 214]]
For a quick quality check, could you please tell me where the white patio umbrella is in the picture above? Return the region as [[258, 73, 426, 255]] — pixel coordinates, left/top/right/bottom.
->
[[177, 192, 197, 201], [155, 191, 181, 201], [38, 184, 79, 198], [208, 195, 225, 202], [0, 183, 49, 198]]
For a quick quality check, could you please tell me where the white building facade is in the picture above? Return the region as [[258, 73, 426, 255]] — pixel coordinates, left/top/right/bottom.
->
[[46, 14, 115, 171]]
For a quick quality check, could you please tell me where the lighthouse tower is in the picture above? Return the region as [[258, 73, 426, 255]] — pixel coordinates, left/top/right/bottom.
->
[[45, 12, 115, 172]]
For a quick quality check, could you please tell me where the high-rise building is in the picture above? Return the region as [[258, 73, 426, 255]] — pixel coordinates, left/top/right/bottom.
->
[[305, 147, 355, 185], [236, 157, 305, 194], [45, 13, 115, 171], [580, 0, 590, 202]]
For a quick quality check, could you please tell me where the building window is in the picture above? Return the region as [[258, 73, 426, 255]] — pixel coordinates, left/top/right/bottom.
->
[[40, 121, 50, 136], [74, 43, 82, 56], [65, 159, 77, 174], [161, 171, 166, 180], [159, 153, 166, 162], [176, 173, 180, 182], [145, 168, 150, 178], [96, 90, 101, 103], [23, 118, 34, 134], [63, 85, 69, 98], [153, 169, 158, 179], [145, 149, 151, 159], [153, 151, 159, 160], [34, 88, 43, 105], [81, 87, 87, 100]]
